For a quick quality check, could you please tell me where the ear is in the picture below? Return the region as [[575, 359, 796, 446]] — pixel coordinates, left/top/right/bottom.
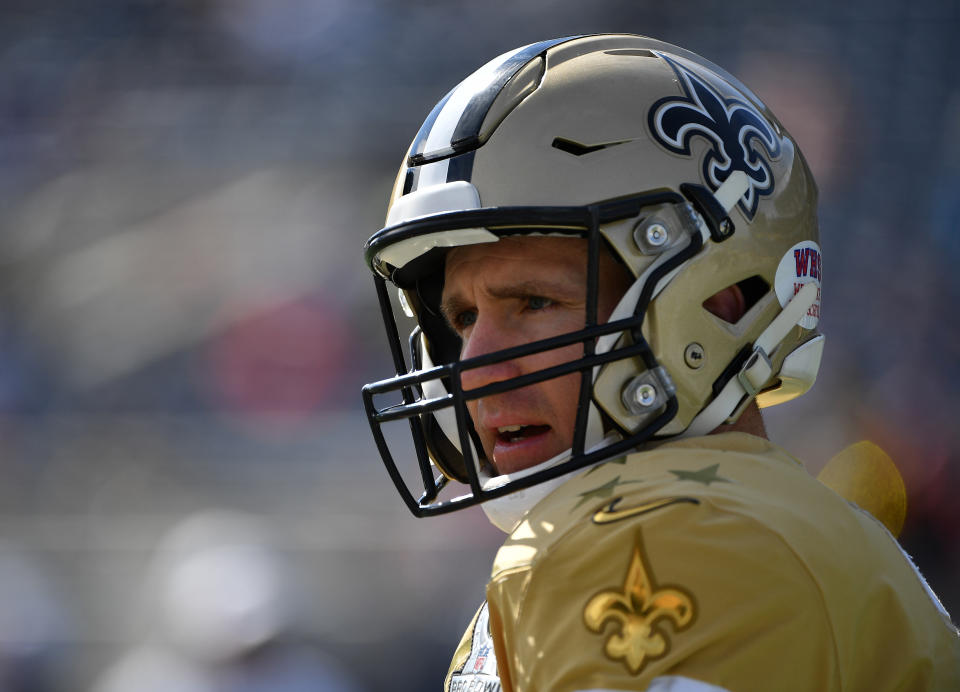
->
[[703, 284, 747, 324]]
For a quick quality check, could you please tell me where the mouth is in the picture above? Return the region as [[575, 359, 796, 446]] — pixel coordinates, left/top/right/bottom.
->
[[496, 424, 552, 444], [490, 423, 556, 474]]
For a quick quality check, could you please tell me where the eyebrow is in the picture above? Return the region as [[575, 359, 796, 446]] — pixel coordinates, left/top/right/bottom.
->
[[440, 278, 582, 326]]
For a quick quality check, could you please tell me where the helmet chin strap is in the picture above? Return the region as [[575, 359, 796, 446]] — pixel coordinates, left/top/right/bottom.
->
[[685, 281, 820, 437]]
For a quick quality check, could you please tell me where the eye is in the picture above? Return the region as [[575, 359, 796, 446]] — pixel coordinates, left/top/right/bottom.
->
[[453, 309, 477, 331], [527, 295, 554, 311]]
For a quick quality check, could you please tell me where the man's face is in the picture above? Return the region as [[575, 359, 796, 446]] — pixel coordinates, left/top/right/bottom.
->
[[441, 237, 631, 475]]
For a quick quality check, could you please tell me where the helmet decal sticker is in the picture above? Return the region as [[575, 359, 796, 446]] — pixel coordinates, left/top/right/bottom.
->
[[648, 53, 782, 219], [774, 240, 822, 329]]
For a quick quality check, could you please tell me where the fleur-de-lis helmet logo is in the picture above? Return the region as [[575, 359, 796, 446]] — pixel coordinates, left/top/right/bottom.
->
[[648, 53, 782, 220]]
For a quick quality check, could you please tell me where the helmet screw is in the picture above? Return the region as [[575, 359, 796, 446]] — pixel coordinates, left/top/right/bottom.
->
[[622, 370, 674, 414], [684, 342, 705, 369], [634, 383, 657, 407], [645, 223, 668, 247]]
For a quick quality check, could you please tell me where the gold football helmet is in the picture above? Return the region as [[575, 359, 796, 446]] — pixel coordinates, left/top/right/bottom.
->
[[363, 34, 823, 517]]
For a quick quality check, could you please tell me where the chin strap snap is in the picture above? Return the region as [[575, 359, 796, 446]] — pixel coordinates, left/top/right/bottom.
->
[[738, 281, 819, 398], [686, 281, 819, 436]]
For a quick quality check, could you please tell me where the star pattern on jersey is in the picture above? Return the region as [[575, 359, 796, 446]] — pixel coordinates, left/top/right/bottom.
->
[[573, 475, 643, 509], [669, 463, 731, 486], [585, 455, 630, 475]]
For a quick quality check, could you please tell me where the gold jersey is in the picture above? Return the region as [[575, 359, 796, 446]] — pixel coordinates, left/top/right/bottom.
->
[[445, 433, 960, 692]]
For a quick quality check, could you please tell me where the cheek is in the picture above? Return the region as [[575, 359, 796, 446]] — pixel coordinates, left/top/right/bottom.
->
[[516, 340, 582, 397], [523, 339, 583, 368], [543, 368, 585, 447], [545, 343, 592, 445]]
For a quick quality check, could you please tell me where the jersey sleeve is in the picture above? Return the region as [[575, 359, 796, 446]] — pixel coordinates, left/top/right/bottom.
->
[[484, 496, 842, 692]]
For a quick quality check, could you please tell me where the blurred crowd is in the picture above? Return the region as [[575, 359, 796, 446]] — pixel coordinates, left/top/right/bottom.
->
[[0, 0, 957, 689]]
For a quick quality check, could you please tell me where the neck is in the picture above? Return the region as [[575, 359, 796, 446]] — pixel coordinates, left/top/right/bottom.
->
[[709, 400, 768, 439]]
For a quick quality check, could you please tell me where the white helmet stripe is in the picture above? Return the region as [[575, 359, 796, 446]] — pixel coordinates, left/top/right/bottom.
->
[[420, 47, 529, 157], [407, 37, 576, 166]]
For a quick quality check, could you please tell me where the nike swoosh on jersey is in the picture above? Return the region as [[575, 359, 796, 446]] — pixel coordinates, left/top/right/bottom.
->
[[592, 496, 699, 525]]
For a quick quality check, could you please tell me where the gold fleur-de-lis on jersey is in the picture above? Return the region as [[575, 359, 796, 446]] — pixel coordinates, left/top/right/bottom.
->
[[583, 538, 694, 674]]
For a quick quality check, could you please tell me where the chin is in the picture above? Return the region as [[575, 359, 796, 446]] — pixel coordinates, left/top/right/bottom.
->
[[491, 439, 569, 476]]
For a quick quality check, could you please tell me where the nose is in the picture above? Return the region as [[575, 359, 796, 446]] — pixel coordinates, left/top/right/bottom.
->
[[458, 315, 524, 394]]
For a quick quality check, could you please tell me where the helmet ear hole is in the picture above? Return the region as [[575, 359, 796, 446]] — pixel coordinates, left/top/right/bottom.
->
[[703, 275, 770, 325], [738, 275, 771, 313], [703, 285, 746, 325]]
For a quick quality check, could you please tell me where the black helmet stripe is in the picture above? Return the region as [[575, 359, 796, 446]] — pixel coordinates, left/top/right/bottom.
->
[[399, 150, 476, 197], [407, 36, 578, 167]]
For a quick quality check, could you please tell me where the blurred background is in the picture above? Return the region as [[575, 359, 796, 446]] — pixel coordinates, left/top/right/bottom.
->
[[0, 0, 957, 689]]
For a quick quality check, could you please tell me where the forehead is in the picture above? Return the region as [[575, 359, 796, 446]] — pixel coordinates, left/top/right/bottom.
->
[[444, 236, 588, 287]]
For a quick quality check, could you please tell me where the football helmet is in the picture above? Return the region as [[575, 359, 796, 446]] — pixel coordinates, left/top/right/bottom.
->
[[363, 34, 823, 521]]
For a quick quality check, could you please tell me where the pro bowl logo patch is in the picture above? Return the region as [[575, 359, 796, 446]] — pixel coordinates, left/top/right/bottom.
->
[[449, 602, 501, 691], [648, 53, 783, 219]]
